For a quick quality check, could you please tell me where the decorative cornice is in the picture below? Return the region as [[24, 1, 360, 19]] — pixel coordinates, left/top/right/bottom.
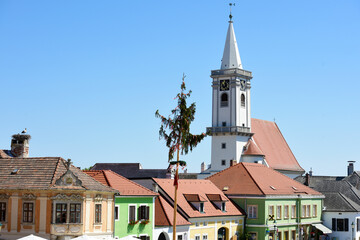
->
[[22, 193, 37, 200], [0, 193, 10, 199], [94, 194, 103, 202], [51, 194, 84, 201]]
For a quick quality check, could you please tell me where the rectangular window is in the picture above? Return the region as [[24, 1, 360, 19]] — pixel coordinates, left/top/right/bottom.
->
[[129, 205, 136, 222], [291, 205, 296, 219], [195, 235, 200, 240], [333, 218, 349, 232], [203, 235, 208, 240], [221, 143, 226, 149], [291, 230, 296, 240], [199, 202, 204, 213], [23, 202, 34, 223], [357, 218, 360, 232], [284, 205, 289, 219], [312, 204, 317, 217], [138, 205, 150, 220], [0, 202, 6, 221], [95, 204, 102, 223], [221, 202, 226, 212], [284, 231, 289, 240], [248, 205, 258, 219], [115, 206, 119, 221], [249, 232, 257, 240], [269, 205, 274, 216], [276, 205, 282, 219], [221, 160, 226, 166], [69, 203, 81, 223], [306, 205, 310, 217], [56, 203, 67, 223]]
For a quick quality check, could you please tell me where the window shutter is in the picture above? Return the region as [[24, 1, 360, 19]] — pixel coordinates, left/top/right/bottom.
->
[[332, 218, 336, 231], [146, 236, 150, 240], [146, 206, 150, 220], [345, 218, 349, 231], [138, 206, 141, 220]]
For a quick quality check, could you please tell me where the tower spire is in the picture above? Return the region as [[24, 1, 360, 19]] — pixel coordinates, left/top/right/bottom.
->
[[221, 3, 242, 70]]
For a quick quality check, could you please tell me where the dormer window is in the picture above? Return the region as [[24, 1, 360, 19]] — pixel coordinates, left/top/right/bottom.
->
[[221, 202, 226, 212], [199, 202, 204, 213], [206, 194, 228, 212]]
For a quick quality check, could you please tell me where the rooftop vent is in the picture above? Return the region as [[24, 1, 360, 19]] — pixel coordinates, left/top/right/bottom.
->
[[270, 186, 276, 190], [292, 186, 297, 190]]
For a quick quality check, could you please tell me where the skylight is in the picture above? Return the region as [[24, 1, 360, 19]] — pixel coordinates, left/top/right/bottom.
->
[[270, 186, 276, 190]]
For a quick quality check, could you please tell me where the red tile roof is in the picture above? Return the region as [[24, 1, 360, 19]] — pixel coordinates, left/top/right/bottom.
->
[[155, 195, 191, 226], [154, 178, 244, 218], [208, 162, 323, 196], [0, 157, 116, 192], [251, 118, 304, 172], [84, 170, 158, 196], [243, 139, 264, 156]]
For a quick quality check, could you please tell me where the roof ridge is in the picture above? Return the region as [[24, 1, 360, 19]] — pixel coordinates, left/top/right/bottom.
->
[[158, 196, 172, 226], [338, 193, 360, 211], [105, 170, 157, 195], [99, 170, 112, 187], [241, 163, 266, 195]]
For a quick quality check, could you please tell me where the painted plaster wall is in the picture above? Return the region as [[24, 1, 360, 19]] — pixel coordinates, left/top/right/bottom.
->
[[115, 197, 154, 239], [322, 212, 360, 240], [189, 217, 244, 240], [154, 225, 190, 240]]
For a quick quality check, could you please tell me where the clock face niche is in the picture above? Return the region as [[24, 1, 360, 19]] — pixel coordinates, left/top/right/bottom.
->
[[220, 80, 230, 91], [240, 80, 246, 90]]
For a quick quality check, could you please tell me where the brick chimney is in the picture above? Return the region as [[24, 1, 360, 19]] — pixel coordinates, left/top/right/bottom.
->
[[11, 133, 31, 158], [348, 161, 356, 176]]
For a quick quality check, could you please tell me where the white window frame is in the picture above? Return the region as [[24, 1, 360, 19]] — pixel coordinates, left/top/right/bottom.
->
[[276, 205, 282, 220], [128, 204, 137, 223], [114, 205, 119, 221], [312, 204, 317, 217], [202, 234, 208, 240], [268, 205, 274, 216], [195, 235, 200, 240], [284, 205, 289, 219], [139, 204, 149, 221], [248, 205, 258, 219], [291, 205, 296, 219]]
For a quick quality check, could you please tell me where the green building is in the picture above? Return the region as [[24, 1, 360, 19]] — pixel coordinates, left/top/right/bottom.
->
[[208, 163, 327, 240], [84, 170, 157, 240]]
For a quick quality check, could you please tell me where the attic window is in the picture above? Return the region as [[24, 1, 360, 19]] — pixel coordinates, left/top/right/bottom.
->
[[199, 202, 204, 213], [270, 186, 276, 190], [11, 169, 19, 175], [292, 186, 298, 190]]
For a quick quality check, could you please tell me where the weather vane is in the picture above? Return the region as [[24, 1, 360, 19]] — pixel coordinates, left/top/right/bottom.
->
[[229, 3, 235, 21]]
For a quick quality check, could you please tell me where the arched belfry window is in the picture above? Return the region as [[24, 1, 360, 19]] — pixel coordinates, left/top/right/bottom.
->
[[241, 94, 245, 107], [221, 93, 228, 107]]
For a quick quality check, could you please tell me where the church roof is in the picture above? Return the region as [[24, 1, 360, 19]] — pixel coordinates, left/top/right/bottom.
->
[[208, 162, 323, 197], [251, 118, 304, 173], [221, 21, 242, 70], [243, 139, 264, 156]]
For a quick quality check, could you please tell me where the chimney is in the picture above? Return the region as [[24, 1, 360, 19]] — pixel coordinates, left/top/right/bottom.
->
[[309, 168, 313, 176], [201, 162, 206, 172], [11, 132, 31, 158], [304, 173, 310, 186], [348, 161, 356, 176], [230, 159, 237, 167]]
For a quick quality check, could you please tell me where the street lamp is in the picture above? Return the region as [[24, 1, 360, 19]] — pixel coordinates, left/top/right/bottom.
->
[[274, 220, 277, 240], [351, 222, 355, 240]]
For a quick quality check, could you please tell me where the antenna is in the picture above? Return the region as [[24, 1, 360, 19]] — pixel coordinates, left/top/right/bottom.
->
[[229, 3, 235, 21]]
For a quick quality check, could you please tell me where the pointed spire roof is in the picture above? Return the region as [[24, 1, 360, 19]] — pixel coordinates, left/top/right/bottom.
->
[[221, 20, 242, 69]]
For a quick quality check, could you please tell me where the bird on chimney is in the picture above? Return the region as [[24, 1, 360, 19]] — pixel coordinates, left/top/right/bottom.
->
[[21, 128, 27, 134]]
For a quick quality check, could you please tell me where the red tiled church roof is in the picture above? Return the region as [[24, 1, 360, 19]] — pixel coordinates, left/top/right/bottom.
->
[[251, 118, 304, 172], [208, 162, 322, 196], [84, 170, 158, 196]]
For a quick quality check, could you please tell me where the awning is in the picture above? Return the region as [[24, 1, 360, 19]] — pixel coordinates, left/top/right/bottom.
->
[[312, 223, 332, 234]]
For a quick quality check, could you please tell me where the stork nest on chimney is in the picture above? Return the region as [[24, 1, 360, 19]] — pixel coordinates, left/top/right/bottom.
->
[[12, 134, 31, 140]]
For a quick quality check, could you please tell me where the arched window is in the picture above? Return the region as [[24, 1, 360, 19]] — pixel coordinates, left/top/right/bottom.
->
[[241, 94, 245, 107], [221, 93, 228, 107]]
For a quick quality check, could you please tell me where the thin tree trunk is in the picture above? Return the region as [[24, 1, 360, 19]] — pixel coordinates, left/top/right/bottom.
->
[[172, 149, 180, 240]]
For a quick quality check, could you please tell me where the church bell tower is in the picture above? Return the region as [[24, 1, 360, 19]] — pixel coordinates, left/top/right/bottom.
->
[[206, 15, 253, 172]]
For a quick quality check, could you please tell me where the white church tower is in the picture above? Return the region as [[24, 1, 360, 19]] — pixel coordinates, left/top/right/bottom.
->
[[200, 14, 253, 177]]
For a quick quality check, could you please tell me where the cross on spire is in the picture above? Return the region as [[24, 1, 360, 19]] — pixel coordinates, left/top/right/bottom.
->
[[229, 3, 235, 22]]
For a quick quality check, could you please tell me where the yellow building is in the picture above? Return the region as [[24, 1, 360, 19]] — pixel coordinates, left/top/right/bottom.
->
[[153, 178, 245, 240], [0, 146, 117, 240]]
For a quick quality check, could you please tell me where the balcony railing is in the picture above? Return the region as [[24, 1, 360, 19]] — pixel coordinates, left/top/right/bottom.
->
[[207, 126, 252, 135], [211, 68, 252, 78]]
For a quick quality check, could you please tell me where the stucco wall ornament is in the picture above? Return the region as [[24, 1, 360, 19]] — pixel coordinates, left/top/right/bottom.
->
[[0, 193, 10, 199], [22, 193, 37, 200], [51, 193, 84, 201], [94, 194, 103, 202]]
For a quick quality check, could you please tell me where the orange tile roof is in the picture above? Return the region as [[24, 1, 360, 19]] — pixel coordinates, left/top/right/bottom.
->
[[243, 139, 264, 156], [208, 162, 323, 196], [251, 118, 304, 172], [155, 195, 191, 226], [84, 170, 158, 196], [154, 178, 244, 218]]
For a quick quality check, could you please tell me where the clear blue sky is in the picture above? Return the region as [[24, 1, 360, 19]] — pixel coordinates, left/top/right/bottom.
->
[[0, 0, 359, 176]]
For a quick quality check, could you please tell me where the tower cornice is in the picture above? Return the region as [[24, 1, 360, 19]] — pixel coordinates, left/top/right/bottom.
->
[[211, 68, 252, 80]]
